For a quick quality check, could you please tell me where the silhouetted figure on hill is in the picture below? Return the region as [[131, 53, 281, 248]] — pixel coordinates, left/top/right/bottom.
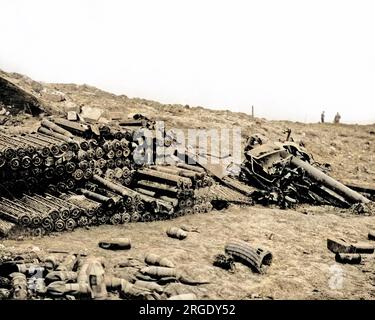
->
[[334, 112, 341, 124], [321, 111, 325, 123]]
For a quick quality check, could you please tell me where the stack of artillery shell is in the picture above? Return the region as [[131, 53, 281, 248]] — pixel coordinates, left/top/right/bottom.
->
[[43, 118, 137, 185], [134, 164, 214, 219], [0, 115, 220, 237], [0, 117, 138, 193], [0, 193, 85, 234], [0, 129, 79, 194]]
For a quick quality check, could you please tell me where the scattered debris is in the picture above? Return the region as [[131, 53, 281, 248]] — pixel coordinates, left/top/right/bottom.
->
[[213, 254, 235, 271], [0, 244, 210, 300], [240, 132, 370, 209], [327, 238, 374, 254], [116, 258, 143, 269], [224, 240, 273, 273], [42, 91, 65, 103], [138, 266, 209, 285], [166, 227, 188, 240], [133, 280, 165, 294], [67, 111, 78, 121], [10, 272, 28, 300], [45, 271, 77, 283], [327, 238, 354, 254], [98, 238, 131, 250], [0, 288, 10, 300], [368, 231, 375, 241], [0, 75, 45, 116], [145, 253, 174, 268], [80, 106, 105, 122], [335, 253, 362, 264]]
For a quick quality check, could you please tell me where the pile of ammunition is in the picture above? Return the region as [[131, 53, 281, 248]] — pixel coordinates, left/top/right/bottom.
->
[[133, 164, 215, 219], [0, 118, 137, 195], [0, 251, 203, 300], [0, 116, 218, 237]]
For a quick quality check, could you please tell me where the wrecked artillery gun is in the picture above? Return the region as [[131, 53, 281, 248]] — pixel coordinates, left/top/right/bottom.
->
[[240, 133, 370, 208]]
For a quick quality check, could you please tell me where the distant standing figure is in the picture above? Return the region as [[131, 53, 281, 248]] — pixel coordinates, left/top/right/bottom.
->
[[334, 112, 341, 124], [321, 111, 325, 123]]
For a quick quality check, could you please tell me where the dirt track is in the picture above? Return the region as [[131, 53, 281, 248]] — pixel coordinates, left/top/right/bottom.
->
[[2, 204, 375, 300]]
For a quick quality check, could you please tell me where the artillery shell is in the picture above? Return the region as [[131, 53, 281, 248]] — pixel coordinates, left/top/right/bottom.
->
[[335, 253, 362, 264], [0, 276, 11, 288], [145, 253, 175, 268], [47, 281, 91, 297], [78, 257, 107, 299], [140, 266, 177, 278], [98, 238, 131, 250], [45, 271, 77, 283], [0, 288, 10, 300], [10, 272, 28, 300], [120, 280, 153, 300], [134, 280, 164, 294], [166, 227, 187, 240], [352, 243, 374, 254], [43, 255, 61, 271], [105, 276, 126, 291], [56, 254, 77, 272]]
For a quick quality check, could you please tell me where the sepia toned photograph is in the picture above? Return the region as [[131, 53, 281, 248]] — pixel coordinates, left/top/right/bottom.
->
[[0, 0, 374, 312]]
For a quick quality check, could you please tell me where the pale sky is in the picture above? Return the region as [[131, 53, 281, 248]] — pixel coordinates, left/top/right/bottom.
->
[[1, 0, 374, 124]]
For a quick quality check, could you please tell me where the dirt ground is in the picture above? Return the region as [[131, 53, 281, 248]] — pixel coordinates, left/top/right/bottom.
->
[[2, 204, 375, 300]]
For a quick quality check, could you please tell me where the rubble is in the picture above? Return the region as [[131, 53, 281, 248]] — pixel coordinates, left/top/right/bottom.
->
[[335, 253, 362, 264], [67, 111, 78, 121], [213, 254, 235, 271], [166, 227, 188, 240], [98, 238, 131, 250], [327, 238, 374, 254], [0, 247, 208, 300], [224, 240, 273, 273], [80, 106, 105, 122], [0, 75, 45, 116], [240, 132, 371, 209], [144, 254, 175, 268], [138, 266, 209, 285], [41, 89, 66, 103]]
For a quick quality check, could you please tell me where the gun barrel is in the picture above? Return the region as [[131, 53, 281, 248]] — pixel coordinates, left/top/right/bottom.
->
[[290, 156, 370, 204]]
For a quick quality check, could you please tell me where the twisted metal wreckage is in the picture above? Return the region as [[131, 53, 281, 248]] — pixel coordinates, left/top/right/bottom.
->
[[240, 132, 371, 209]]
